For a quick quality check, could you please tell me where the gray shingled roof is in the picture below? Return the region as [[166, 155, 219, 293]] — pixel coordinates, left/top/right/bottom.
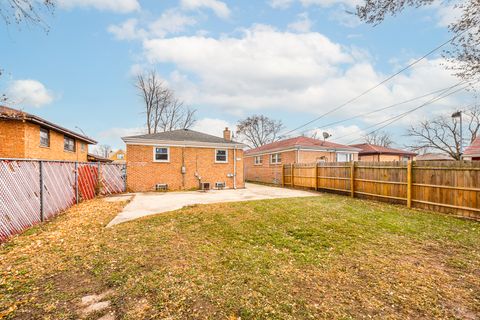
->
[[122, 129, 242, 145]]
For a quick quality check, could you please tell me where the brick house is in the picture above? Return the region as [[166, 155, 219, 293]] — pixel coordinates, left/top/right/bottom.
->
[[244, 136, 360, 184], [350, 143, 416, 162], [463, 136, 480, 161], [109, 149, 126, 164], [0, 106, 96, 161], [123, 128, 246, 192]]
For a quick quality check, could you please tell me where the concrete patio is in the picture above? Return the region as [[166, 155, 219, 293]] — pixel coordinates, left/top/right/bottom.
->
[[106, 183, 317, 227]]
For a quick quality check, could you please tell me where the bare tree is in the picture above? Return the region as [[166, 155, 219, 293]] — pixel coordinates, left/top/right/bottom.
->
[[236, 115, 284, 148], [364, 131, 393, 147], [356, 0, 480, 80], [406, 105, 480, 160], [1, 0, 54, 29], [94, 144, 112, 158], [136, 70, 196, 134]]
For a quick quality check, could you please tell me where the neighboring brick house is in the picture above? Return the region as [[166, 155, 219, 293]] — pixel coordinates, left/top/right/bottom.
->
[[0, 106, 96, 161], [123, 128, 246, 192], [244, 136, 360, 184], [109, 149, 126, 164], [416, 153, 454, 161], [463, 136, 480, 161], [350, 143, 416, 162]]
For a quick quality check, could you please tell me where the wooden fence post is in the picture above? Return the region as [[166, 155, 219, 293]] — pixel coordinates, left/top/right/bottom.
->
[[407, 160, 412, 208], [291, 163, 295, 188], [282, 164, 285, 187], [315, 163, 319, 191], [350, 161, 355, 198]]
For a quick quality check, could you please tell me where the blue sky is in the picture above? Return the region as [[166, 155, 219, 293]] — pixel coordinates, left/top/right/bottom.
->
[[0, 0, 474, 150]]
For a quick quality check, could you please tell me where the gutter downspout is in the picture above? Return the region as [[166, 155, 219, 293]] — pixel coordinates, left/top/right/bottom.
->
[[233, 146, 237, 189]]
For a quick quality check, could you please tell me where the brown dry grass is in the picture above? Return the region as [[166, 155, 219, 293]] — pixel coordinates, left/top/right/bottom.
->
[[1, 195, 480, 319]]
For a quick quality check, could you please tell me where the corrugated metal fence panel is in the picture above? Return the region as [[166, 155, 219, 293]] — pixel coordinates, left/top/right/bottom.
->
[[0, 160, 41, 241], [0, 159, 126, 242], [100, 164, 126, 195], [42, 162, 76, 220]]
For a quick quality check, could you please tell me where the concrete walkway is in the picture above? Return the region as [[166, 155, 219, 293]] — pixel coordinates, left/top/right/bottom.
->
[[106, 183, 317, 227]]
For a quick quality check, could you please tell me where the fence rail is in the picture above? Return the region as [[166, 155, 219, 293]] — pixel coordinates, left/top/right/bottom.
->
[[246, 161, 480, 220], [0, 159, 126, 241]]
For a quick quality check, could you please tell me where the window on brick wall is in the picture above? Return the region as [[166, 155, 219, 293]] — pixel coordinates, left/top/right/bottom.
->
[[270, 153, 282, 164], [154, 147, 169, 162], [80, 143, 86, 152], [254, 156, 262, 165], [215, 149, 228, 163], [40, 127, 50, 147], [64, 136, 75, 152]]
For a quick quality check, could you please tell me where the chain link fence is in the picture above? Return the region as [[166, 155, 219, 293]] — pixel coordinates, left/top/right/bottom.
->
[[0, 159, 126, 241]]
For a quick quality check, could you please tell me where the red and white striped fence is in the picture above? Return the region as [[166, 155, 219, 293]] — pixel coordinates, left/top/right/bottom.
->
[[0, 159, 126, 242]]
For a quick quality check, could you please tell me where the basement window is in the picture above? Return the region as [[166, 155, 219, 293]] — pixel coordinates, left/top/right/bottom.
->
[[154, 147, 169, 162], [215, 149, 228, 163], [64, 136, 75, 152], [40, 127, 50, 147]]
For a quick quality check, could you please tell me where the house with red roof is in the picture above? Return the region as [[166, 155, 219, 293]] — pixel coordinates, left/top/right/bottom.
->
[[350, 143, 416, 162], [463, 136, 480, 161], [244, 136, 360, 184]]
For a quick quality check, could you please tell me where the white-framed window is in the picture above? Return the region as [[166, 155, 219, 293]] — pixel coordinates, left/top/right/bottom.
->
[[402, 156, 410, 161], [215, 149, 228, 163], [270, 153, 282, 164], [80, 143, 86, 153], [254, 156, 263, 165], [64, 136, 75, 152], [154, 147, 169, 162], [117, 153, 125, 160], [336, 153, 353, 162], [40, 127, 50, 147]]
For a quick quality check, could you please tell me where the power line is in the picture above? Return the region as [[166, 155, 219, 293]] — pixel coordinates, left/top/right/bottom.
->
[[282, 27, 473, 137], [306, 81, 468, 133], [341, 82, 474, 144]]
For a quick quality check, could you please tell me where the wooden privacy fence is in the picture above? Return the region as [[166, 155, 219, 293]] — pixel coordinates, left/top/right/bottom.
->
[[0, 159, 127, 242], [252, 161, 480, 220]]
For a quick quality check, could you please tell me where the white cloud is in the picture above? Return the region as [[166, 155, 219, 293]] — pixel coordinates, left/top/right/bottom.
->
[[329, 6, 362, 27], [57, 0, 140, 13], [433, 2, 462, 27], [269, 0, 361, 9], [6, 80, 54, 108], [140, 24, 471, 134], [288, 12, 313, 33], [192, 118, 235, 137], [108, 10, 196, 40], [268, 0, 294, 9], [149, 9, 197, 38], [108, 19, 146, 40], [180, 0, 231, 19]]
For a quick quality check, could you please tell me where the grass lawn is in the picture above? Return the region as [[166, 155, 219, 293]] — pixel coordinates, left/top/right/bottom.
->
[[1, 194, 480, 319]]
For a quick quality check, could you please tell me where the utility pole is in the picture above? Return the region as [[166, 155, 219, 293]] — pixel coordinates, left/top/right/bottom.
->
[[452, 111, 463, 156]]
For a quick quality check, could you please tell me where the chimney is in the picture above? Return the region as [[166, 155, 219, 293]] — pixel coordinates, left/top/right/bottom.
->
[[223, 127, 231, 141]]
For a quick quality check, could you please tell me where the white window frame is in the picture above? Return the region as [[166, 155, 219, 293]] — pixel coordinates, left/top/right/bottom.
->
[[215, 149, 228, 163], [254, 156, 263, 165], [336, 153, 353, 162], [270, 153, 282, 164], [153, 146, 170, 163], [117, 153, 125, 160]]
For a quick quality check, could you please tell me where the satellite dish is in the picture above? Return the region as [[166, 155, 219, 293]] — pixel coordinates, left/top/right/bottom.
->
[[322, 132, 332, 140]]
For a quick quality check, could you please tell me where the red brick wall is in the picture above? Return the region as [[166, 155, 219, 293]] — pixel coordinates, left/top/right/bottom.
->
[[126, 144, 245, 192], [0, 120, 88, 161]]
